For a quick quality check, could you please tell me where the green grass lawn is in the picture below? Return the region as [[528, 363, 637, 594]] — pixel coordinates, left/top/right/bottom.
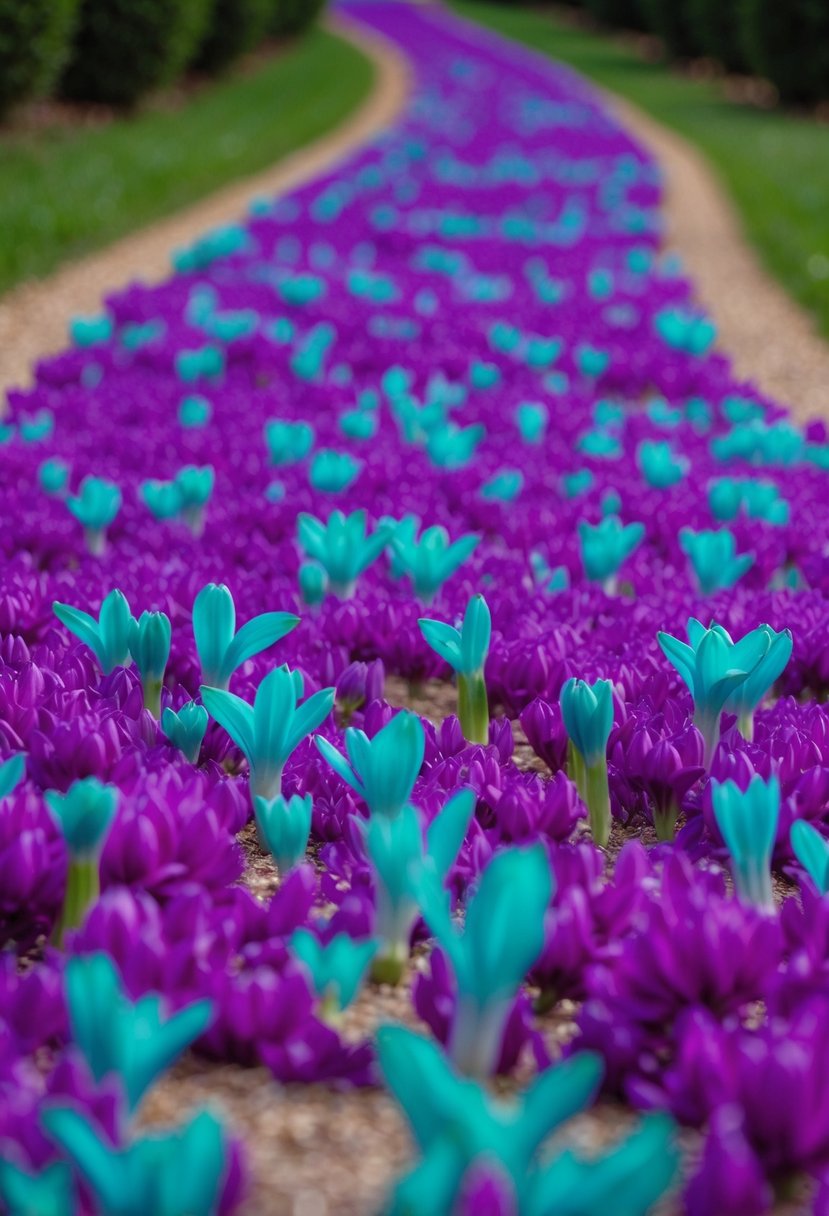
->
[[450, 1, 829, 340], [0, 29, 373, 295]]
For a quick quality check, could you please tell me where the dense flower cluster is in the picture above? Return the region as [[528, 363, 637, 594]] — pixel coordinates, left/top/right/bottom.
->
[[1, 1, 827, 1211]]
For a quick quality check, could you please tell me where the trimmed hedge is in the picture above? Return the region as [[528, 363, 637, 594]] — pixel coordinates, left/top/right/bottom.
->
[[62, 0, 213, 106], [0, 0, 80, 115], [686, 0, 748, 72], [583, 0, 647, 31], [638, 0, 701, 58], [739, 0, 829, 103], [196, 0, 272, 73], [271, 0, 327, 35]]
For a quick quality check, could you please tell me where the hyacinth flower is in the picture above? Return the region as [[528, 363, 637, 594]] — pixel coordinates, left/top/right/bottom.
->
[[658, 619, 778, 769], [637, 440, 687, 489], [45, 777, 117, 946], [364, 790, 474, 985], [264, 419, 315, 466], [290, 929, 378, 1021], [193, 582, 299, 690], [0, 1159, 74, 1216], [66, 475, 122, 556], [66, 953, 213, 1112], [418, 844, 552, 1077], [253, 793, 313, 872], [711, 775, 779, 911], [39, 457, 71, 496], [679, 527, 754, 596], [378, 1026, 678, 1216], [297, 509, 394, 599], [578, 516, 644, 594], [53, 590, 133, 675], [560, 678, 614, 847], [309, 449, 363, 494], [41, 1107, 233, 1216], [202, 666, 334, 802], [419, 595, 491, 745], [724, 624, 792, 740], [315, 710, 425, 820], [790, 820, 829, 894], [161, 702, 208, 764], [129, 611, 171, 719], [0, 753, 25, 801], [174, 465, 214, 537], [391, 523, 480, 604]]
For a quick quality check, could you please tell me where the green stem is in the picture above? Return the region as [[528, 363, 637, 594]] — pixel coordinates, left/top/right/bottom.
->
[[653, 799, 679, 843], [585, 758, 611, 848], [143, 677, 163, 719], [694, 709, 721, 771], [53, 856, 99, 948], [85, 527, 106, 557], [567, 739, 587, 802], [737, 710, 755, 742], [458, 670, 489, 745], [370, 944, 408, 986]]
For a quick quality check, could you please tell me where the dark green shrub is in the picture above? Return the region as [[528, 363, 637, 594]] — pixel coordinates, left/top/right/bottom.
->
[[0, 0, 80, 116], [583, 0, 647, 30], [196, 0, 271, 73], [687, 0, 748, 71], [638, 0, 701, 58], [62, 0, 213, 106], [271, 0, 327, 35], [739, 0, 829, 103]]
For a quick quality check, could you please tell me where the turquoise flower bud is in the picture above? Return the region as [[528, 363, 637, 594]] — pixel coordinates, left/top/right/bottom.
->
[[712, 775, 779, 911], [724, 624, 792, 740], [178, 395, 212, 428], [253, 793, 313, 872], [53, 589, 133, 674], [575, 344, 610, 378], [299, 562, 328, 606], [316, 709, 424, 820], [679, 527, 754, 595], [140, 479, 182, 521], [45, 777, 118, 945], [391, 523, 480, 604], [264, 419, 315, 466], [161, 702, 208, 764], [419, 595, 491, 744], [39, 458, 71, 496], [65, 953, 213, 1111], [562, 469, 594, 499], [173, 465, 214, 536], [297, 509, 393, 599], [0, 754, 25, 801], [426, 423, 485, 469], [41, 1107, 233, 1216], [479, 470, 523, 502], [193, 582, 299, 690], [291, 929, 378, 1020], [577, 429, 621, 459], [175, 344, 224, 383], [791, 820, 829, 895], [129, 611, 171, 718], [654, 306, 717, 355], [291, 322, 335, 382], [202, 666, 334, 802], [309, 449, 362, 493], [708, 477, 743, 521], [121, 320, 164, 351], [418, 844, 552, 1077], [70, 314, 113, 348], [515, 401, 548, 444], [469, 361, 501, 391], [530, 552, 570, 594], [560, 677, 614, 846], [637, 440, 687, 489], [66, 475, 121, 556], [20, 409, 55, 443], [0, 1159, 74, 1216], [578, 516, 644, 592], [339, 409, 378, 440]]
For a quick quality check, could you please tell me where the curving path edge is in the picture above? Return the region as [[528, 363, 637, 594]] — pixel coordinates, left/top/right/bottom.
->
[[0, 15, 411, 397]]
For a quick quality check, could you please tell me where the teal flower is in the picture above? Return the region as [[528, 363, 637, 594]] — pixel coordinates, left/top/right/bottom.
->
[[253, 793, 313, 872], [309, 449, 363, 493], [53, 589, 133, 674], [724, 624, 792, 739], [177, 395, 212, 428], [364, 791, 474, 984], [161, 702, 208, 765], [66, 476, 121, 556], [65, 953, 213, 1111], [0, 754, 25, 801], [790, 820, 829, 895], [173, 465, 214, 537], [679, 527, 754, 595], [39, 458, 71, 496], [654, 306, 717, 356], [391, 523, 480, 604], [20, 410, 55, 443], [175, 344, 224, 383], [264, 419, 315, 466], [417, 845, 552, 1077], [575, 344, 610, 378], [316, 710, 425, 820], [637, 440, 687, 489], [41, 1107, 233, 1216], [0, 1159, 74, 1216], [560, 677, 614, 846], [70, 314, 113, 348], [290, 929, 378, 1019], [479, 470, 523, 503], [561, 469, 594, 499], [45, 778, 118, 946], [515, 402, 548, 444], [297, 509, 393, 599], [140, 480, 182, 522], [711, 775, 779, 910], [129, 612, 171, 719], [419, 595, 491, 744], [298, 562, 328, 606], [193, 582, 299, 690], [578, 516, 644, 591], [202, 666, 334, 802], [426, 423, 485, 469]]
